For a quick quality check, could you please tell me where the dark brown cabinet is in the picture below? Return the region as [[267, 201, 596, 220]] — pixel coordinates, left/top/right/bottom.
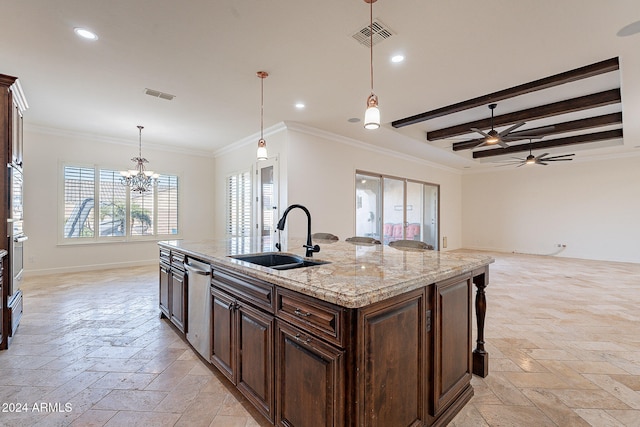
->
[[0, 250, 5, 348], [432, 275, 473, 418], [1, 73, 27, 350], [276, 319, 344, 427], [158, 248, 186, 333], [357, 288, 429, 427], [211, 285, 275, 422]]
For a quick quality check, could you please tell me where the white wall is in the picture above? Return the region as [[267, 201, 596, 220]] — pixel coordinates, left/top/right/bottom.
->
[[24, 128, 215, 274], [461, 155, 640, 263]]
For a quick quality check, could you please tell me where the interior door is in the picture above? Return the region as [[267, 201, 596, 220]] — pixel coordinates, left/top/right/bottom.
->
[[256, 158, 279, 252]]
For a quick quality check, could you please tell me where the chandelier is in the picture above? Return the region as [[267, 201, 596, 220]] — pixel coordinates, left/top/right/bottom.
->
[[120, 125, 158, 193]]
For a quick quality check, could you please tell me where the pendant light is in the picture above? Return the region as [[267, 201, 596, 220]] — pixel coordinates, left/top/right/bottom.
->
[[364, 0, 380, 130], [256, 71, 269, 160], [120, 125, 158, 193]]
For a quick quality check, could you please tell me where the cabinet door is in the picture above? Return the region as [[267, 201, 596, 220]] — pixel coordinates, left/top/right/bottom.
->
[[211, 288, 236, 382], [276, 320, 344, 427], [170, 270, 186, 332], [159, 264, 171, 318], [237, 303, 274, 422], [433, 276, 472, 415], [357, 288, 427, 427]]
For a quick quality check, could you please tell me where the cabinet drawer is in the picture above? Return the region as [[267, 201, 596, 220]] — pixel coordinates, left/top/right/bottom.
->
[[276, 289, 344, 347], [212, 267, 274, 313], [159, 248, 170, 265], [171, 251, 186, 271]]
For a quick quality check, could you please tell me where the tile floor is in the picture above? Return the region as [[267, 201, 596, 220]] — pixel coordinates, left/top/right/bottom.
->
[[0, 251, 639, 426]]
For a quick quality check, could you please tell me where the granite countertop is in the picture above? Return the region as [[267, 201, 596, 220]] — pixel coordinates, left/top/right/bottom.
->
[[159, 238, 494, 308]]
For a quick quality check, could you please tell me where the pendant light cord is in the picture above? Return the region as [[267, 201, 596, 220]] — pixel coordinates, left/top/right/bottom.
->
[[138, 125, 143, 158], [260, 76, 265, 140], [370, 0, 374, 94]]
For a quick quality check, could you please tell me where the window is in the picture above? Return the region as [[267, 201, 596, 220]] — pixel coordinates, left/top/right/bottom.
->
[[62, 165, 179, 242], [226, 170, 252, 253]]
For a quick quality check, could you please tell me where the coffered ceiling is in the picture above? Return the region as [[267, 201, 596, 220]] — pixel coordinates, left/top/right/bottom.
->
[[1, 0, 639, 170]]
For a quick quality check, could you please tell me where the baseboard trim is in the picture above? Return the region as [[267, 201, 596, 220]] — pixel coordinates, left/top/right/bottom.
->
[[24, 259, 157, 277]]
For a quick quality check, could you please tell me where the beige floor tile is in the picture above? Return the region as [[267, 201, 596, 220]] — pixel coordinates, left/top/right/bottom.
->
[[102, 410, 181, 427], [574, 408, 626, 426], [3, 253, 640, 426], [69, 409, 117, 426], [92, 389, 168, 411]]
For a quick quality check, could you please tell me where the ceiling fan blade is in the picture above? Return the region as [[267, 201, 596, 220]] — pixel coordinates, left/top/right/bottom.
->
[[535, 153, 550, 160], [498, 122, 525, 137], [538, 162, 549, 165], [470, 128, 491, 138], [546, 158, 573, 162], [543, 154, 575, 160], [497, 140, 510, 149]]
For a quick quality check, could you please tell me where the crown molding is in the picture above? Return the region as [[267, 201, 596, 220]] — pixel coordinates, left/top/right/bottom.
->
[[282, 121, 462, 175], [212, 122, 288, 157], [25, 124, 215, 157]]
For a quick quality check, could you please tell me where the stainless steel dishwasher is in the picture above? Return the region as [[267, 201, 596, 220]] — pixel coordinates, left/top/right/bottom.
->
[[184, 258, 212, 361]]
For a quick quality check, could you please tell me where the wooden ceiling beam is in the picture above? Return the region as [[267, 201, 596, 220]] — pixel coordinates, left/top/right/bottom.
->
[[427, 88, 621, 141], [472, 129, 623, 159], [451, 112, 623, 151], [391, 57, 619, 128]]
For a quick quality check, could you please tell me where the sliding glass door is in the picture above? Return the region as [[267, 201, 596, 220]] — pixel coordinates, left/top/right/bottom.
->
[[356, 171, 439, 249], [355, 173, 382, 241]]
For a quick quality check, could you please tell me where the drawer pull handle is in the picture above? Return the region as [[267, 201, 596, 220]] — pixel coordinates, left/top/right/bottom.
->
[[294, 308, 311, 317], [294, 333, 312, 344]]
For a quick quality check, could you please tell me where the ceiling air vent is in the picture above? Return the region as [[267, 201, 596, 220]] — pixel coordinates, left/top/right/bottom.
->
[[144, 88, 176, 101], [352, 19, 395, 47]]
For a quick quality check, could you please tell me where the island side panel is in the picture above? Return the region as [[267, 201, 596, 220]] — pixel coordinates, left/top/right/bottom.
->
[[356, 287, 428, 426]]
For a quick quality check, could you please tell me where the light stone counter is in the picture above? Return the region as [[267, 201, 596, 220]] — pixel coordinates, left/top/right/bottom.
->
[[159, 238, 493, 309]]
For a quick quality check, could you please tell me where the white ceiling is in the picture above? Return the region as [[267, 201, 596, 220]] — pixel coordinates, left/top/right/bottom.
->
[[2, 0, 640, 170]]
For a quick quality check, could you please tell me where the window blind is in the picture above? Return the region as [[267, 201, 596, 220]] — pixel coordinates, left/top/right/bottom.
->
[[226, 171, 252, 252]]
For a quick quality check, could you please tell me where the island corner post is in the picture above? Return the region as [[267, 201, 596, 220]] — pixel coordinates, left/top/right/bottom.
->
[[472, 266, 489, 377]]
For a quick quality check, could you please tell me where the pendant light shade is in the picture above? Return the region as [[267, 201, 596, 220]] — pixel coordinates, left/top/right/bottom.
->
[[256, 71, 269, 160], [363, 0, 380, 130], [364, 94, 380, 130]]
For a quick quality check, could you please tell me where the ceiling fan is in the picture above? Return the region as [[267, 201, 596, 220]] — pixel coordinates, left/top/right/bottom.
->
[[471, 103, 548, 149], [494, 141, 575, 167]]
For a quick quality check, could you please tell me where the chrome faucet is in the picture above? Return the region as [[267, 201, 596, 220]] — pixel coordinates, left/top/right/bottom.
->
[[275, 204, 320, 257]]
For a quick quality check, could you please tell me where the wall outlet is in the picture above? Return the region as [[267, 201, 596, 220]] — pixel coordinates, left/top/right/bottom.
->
[[443, 236, 448, 249]]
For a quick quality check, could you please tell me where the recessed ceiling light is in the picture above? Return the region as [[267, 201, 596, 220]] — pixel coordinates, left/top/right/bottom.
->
[[295, 103, 305, 109], [348, 117, 361, 123], [74, 27, 98, 40], [391, 54, 405, 63]]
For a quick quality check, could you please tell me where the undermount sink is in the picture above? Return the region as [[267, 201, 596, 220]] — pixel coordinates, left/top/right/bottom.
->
[[230, 253, 329, 270]]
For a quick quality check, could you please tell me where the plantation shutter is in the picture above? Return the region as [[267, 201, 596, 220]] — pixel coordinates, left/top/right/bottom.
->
[[226, 171, 252, 252], [156, 174, 179, 235], [63, 166, 96, 239]]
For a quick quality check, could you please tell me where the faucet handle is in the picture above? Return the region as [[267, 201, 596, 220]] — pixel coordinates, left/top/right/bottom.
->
[[303, 244, 320, 254]]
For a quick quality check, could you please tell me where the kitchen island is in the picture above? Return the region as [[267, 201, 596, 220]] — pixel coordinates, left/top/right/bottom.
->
[[159, 238, 493, 427]]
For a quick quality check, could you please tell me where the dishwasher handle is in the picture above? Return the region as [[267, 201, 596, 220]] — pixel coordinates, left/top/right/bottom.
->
[[184, 263, 211, 276]]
